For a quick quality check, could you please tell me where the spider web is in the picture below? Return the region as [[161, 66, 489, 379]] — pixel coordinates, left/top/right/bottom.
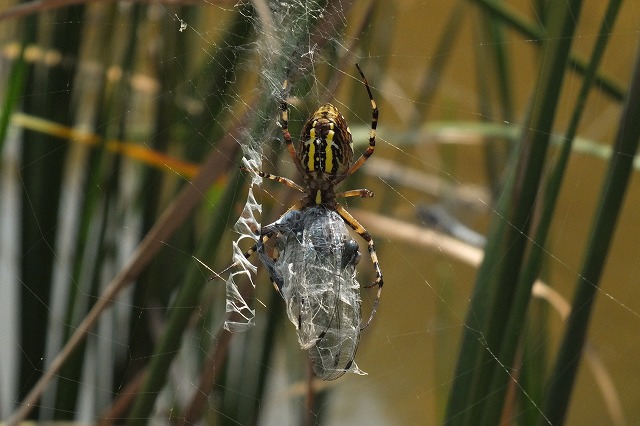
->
[[219, 0, 326, 333], [1, 1, 640, 425]]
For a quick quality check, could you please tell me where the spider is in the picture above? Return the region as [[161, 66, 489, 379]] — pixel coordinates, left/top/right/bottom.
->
[[246, 64, 383, 329]]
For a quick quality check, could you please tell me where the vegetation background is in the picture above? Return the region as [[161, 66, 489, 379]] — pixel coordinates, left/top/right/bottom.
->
[[1, 0, 639, 424]]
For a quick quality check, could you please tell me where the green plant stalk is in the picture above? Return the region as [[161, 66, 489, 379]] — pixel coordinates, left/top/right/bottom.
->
[[519, 310, 548, 426], [410, 0, 465, 126], [474, 19, 497, 197], [481, 5, 513, 124], [0, 15, 35, 153], [243, 286, 285, 424], [54, 4, 142, 417], [444, 0, 582, 423], [126, 168, 244, 424], [479, 1, 622, 424], [470, 0, 623, 101], [540, 40, 640, 426], [18, 7, 84, 418], [475, 5, 513, 199], [55, 160, 115, 417], [366, 120, 640, 170], [466, 0, 583, 421], [127, 19, 180, 407], [442, 142, 515, 424]]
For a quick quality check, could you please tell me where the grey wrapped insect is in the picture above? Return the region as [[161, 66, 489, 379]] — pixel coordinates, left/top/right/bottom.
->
[[259, 205, 365, 380]]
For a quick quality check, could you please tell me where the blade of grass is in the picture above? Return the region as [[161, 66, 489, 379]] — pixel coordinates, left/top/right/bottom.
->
[[18, 6, 83, 419], [442, 141, 515, 425], [444, 0, 583, 423], [410, 0, 466, 126], [469, 1, 584, 422], [121, 2, 234, 413], [540, 39, 640, 426], [470, 0, 623, 101], [474, 4, 513, 199], [0, 18, 34, 152], [480, 2, 623, 424]]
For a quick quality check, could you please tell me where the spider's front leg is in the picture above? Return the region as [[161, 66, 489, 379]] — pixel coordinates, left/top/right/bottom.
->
[[280, 81, 307, 178], [246, 169, 305, 193], [240, 159, 305, 193], [342, 64, 379, 181]]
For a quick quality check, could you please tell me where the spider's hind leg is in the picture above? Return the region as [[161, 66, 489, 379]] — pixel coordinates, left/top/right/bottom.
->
[[335, 204, 383, 330]]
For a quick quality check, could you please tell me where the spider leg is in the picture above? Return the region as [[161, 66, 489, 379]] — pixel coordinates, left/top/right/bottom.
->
[[242, 199, 305, 258], [280, 81, 307, 178], [257, 199, 306, 295], [261, 250, 285, 297], [228, 229, 285, 297], [239, 229, 275, 262], [336, 64, 378, 185], [248, 169, 305, 193], [207, 227, 276, 284], [335, 204, 383, 330], [336, 188, 374, 199], [218, 199, 305, 284]]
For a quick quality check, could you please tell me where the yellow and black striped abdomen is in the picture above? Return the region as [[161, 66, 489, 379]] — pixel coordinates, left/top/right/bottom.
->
[[298, 104, 354, 177]]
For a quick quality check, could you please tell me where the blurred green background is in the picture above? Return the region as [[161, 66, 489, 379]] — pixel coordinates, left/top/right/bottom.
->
[[1, 0, 639, 424]]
